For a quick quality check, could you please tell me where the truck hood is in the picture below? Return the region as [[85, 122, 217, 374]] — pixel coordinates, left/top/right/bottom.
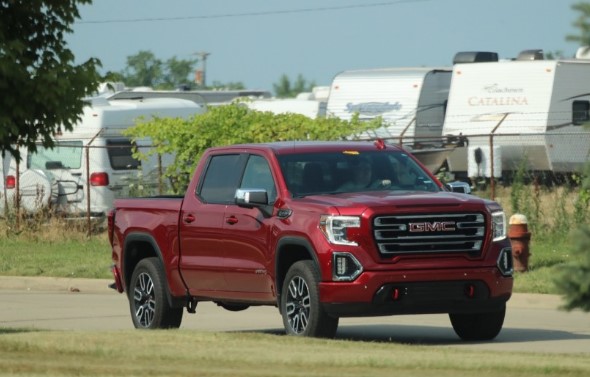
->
[[295, 190, 491, 213]]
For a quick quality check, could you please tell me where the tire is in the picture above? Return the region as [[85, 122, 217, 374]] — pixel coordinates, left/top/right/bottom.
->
[[128, 257, 183, 329], [449, 303, 506, 341], [280, 260, 339, 338]]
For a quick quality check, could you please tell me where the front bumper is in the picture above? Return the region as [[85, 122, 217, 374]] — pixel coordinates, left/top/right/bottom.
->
[[320, 267, 512, 317]]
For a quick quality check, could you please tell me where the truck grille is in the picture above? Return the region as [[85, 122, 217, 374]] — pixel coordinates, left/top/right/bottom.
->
[[373, 213, 486, 256]]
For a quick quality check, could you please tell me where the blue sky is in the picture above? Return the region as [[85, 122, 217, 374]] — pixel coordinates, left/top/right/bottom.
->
[[68, 0, 581, 92]]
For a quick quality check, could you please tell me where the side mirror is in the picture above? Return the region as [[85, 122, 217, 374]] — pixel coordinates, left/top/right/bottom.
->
[[445, 181, 472, 194], [235, 188, 269, 208]]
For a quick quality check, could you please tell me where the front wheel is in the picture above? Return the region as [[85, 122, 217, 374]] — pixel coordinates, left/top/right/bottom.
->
[[128, 257, 183, 329], [449, 304, 506, 341], [280, 260, 339, 338]]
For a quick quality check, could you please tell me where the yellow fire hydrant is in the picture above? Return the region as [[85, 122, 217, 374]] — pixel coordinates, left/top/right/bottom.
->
[[508, 214, 532, 272]]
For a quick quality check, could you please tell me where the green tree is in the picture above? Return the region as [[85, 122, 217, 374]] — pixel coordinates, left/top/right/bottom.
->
[[273, 74, 316, 98], [163, 56, 198, 89], [553, 1, 590, 313], [555, 159, 590, 312], [0, 0, 101, 160], [125, 103, 377, 193], [122, 50, 164, 87], [210, 80, 245, 90], [567, 2, 590, 46]]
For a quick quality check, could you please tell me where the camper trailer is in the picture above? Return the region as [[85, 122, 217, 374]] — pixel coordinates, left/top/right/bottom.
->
[[443, 50, 590, 179], [326, 67, 452, 141], [245, 87, 329, 118], [1, 96, 205, 218], [325, 67, 453, 172]]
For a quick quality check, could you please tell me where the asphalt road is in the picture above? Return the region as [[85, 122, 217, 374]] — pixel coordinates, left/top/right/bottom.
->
[[1, 276, 589, 354]]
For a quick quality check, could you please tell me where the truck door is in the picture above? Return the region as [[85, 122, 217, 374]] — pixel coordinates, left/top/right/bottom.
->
[[223, 154, 276, 295], [179, 153, 244, 295]]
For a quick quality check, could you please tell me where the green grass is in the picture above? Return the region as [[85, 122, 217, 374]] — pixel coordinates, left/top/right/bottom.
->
[[511, 235, 574, 294], [0, 330, 588, 377], [0, 219, 579, 293], [0, 230, 111, 280]]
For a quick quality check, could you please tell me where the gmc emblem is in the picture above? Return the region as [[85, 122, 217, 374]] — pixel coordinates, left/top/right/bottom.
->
[[409, 221, 456, 232]]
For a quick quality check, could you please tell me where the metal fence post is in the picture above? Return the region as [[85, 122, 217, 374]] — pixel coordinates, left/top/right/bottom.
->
[[85, 144, 91, 237], [15, 159, 20, 230], [158, 152, 163, 195]]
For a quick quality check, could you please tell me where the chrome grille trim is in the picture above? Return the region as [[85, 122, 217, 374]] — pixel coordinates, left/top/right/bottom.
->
[[373, 213, 486, 256]]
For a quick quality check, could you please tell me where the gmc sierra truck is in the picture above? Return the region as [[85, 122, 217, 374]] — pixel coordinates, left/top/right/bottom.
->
[[108, 140, 513, 340]]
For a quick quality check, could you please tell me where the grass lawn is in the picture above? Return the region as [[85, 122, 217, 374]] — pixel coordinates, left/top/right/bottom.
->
[[0, 330, 589, 377]]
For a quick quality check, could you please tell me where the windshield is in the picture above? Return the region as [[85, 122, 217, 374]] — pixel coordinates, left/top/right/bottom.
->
[[277, 150, 441, 197]]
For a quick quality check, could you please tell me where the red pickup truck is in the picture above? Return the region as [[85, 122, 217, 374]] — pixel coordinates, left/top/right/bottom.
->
[[108, 140, 513, 340]]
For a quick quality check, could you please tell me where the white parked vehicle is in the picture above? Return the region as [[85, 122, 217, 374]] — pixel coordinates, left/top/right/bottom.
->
[[1, 95, 205, 219], [326, 67, 452, 142], [443, 49, 590, 178]]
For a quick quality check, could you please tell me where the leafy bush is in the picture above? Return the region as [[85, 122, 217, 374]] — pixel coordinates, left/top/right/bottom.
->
[[124, 103, 377, 193], [555, 161, 590, 311]]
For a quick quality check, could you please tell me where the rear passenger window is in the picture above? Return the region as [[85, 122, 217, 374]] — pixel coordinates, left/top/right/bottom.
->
[[107, 139, 141, 170], [199, 154, 243, 203]]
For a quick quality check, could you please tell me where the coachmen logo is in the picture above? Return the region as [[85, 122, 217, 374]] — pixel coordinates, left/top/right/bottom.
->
[[409, 221, 456, 232]]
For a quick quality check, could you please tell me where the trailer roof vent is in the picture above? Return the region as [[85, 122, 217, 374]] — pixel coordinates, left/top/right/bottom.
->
[[453, 51, 499, 65], [517, 49, 544, 61]]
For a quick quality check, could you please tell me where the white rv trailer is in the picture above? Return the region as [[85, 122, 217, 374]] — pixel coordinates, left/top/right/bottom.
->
[[1, 96, 205, 218], [244, 87, 330, 119], [443, 50, 590, 178], [109, 89, 271, 107], [326, 67, 452, 141]]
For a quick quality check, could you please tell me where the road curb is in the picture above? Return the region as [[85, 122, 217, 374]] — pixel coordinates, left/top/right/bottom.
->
[[0, 276, 113, 294]]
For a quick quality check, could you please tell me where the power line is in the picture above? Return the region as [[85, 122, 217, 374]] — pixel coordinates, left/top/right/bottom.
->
[[78, 0, 431, 24]]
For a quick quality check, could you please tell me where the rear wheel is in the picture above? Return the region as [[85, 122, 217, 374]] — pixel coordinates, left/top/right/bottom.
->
[[128, 257, 183, 329], [280, 260, 339, 338], [449, 304, 506, 341]]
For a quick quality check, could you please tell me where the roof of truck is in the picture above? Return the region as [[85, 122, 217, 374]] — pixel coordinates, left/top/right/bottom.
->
[[209, 140, 405, 155]]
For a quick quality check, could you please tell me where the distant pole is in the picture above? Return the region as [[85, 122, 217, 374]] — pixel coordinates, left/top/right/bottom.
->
[[195, 51, 210, 88]]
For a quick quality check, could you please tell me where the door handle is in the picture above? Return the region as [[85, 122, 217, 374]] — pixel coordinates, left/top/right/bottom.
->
[[225, 216, 238, 225], [183, 214, 196, 223]]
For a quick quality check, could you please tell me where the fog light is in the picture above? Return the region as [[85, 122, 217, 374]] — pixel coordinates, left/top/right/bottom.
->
[[332, 252, 363, 281], [497, 248, 514, 276]]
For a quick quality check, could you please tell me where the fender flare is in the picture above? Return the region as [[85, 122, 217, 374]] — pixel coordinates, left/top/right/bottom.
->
[[122, 232, 183, 308], [274, 236, 321, 307]]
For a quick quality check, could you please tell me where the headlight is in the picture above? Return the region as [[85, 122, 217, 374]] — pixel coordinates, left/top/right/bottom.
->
[[319, 215, 360, 246], [491, 211, 506, 241]]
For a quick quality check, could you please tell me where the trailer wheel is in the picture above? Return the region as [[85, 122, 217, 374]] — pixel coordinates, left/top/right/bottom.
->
[[449, 303, 506, 341], [128, 257, 183, 329], [280, 260, 339, 338]]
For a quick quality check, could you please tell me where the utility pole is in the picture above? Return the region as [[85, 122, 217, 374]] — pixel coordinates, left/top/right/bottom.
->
[[195, 51, 210, 88]]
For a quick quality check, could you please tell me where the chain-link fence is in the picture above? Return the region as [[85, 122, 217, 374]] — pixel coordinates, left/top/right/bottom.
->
[[1, 141, 167, 235], [393, 131, 590, 197], [2, 131, 589, 234]]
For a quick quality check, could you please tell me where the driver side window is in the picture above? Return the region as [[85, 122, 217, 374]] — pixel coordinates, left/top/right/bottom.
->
[[240, 155, 277, 203]]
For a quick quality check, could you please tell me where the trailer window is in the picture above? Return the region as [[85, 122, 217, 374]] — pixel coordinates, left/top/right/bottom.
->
[[573, 100, 590, 126], [107, 139, 141, 170], [28, 141, 83, 170]]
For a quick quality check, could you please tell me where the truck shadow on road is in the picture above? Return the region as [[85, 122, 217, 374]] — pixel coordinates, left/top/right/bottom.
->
[[253, 324, 590, 346], [335, 324, 590, 345]]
